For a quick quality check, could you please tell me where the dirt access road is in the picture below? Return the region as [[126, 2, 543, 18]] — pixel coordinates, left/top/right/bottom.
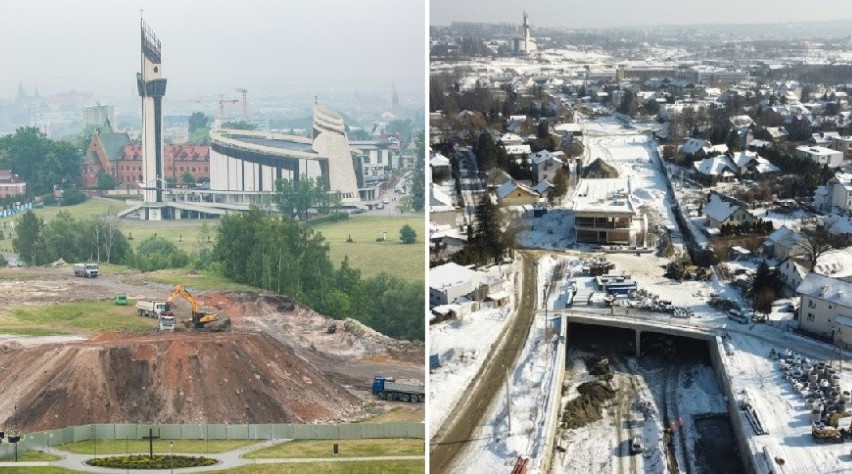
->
[[429, 251, 537, 472]]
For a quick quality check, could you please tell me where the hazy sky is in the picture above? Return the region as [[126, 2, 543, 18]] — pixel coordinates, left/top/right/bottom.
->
[[431, 0, 852, 28], [0, 0, 425, 99]]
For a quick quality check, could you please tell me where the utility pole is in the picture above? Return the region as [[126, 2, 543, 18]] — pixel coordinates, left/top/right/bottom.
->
[[504, 364, 512, 434]]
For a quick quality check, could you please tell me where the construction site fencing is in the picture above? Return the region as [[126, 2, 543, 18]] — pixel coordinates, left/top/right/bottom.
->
[[0, 422, 424, 459]]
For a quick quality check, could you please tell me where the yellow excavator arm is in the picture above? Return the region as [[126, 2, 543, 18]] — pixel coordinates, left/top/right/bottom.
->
[[166, 284, 218, 328]]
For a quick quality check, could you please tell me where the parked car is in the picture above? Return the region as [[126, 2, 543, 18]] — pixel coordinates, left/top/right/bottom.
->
[[728, 309, 749, 324]]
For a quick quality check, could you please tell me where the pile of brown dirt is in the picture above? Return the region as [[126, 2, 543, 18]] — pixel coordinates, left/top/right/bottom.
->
[[203, 291, 423, 364], [560, 381, 616, 429], [0, 331, 361, 432]]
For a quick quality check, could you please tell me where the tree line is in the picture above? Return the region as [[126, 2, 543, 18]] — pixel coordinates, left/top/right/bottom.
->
[[214, 209, 423, 341]]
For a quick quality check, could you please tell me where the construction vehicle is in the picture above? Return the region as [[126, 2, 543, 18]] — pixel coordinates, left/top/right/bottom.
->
[[136, 301, 168, 318], [829, 411, 852, 428], [114, 293, 128, 305], [167, 284, 228, 330], [371, 376, 424, 402], [812, 422, 844, 443], [158, 314, 176, 332], [73, 263, 99, 278]]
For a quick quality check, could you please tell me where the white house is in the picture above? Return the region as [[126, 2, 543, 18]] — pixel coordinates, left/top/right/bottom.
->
[[825, 173, 852, 212], [763, 225, 807, 261], [704, 193, 754, 229], [429, 262, 478, 308], [796, 145, 844, 168], [797, 273, 852, 347], [530, 150, 565, 184]]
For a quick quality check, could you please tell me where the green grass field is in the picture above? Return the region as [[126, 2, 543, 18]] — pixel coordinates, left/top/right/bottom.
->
[[244, 439, 424, 459], [1, 301, 158, 336], [311, 215, 424, 282], [56, 439, 254, 455], [227, 460, 424, 473], [0, 199, 424, 283], [14, 450, 61, 462], [0, 462, 424, 474]]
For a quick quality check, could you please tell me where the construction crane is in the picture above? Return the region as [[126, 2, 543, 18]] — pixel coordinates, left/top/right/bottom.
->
[[195, 94, 238, 122], [235, 88, 248, 120]]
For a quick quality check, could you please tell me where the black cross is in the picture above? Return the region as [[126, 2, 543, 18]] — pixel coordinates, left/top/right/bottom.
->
[[141, 428, 160, 459]]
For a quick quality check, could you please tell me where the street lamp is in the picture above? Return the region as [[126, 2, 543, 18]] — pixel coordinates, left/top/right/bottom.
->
[[169, 441, 174, 474]]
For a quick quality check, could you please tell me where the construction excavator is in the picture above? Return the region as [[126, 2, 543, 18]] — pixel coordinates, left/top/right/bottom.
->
[[166, 284, 229, 331]]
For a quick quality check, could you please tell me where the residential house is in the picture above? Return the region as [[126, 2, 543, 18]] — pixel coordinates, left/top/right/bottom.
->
[[530, 150, 565, 184], [430, 153, 451, 181], [429, 262, 478, 308], [573, 178, 644, 245], [0, 170, 25, 197], [498, 133, 525, 146], [825, 173, 852, 212], [797, 273, 852, 347], [679, 138, 711, 160], [763, 225, 807, 261], [496, 179, 540, 206], [796, 145, 844, 168], [811, 131, 841, 147], [832, 136, 852, 160], [704, 193, 754, 229], [692, 155, 737, 182]]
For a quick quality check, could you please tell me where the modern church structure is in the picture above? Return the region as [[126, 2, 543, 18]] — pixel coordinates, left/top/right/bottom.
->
[[122, 22, 363, 220], [208, 102, 361, 204]]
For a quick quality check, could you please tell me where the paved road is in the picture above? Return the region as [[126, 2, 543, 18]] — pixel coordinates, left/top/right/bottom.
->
[[429, 251, 537, 473], [0, 441, 422, 472]]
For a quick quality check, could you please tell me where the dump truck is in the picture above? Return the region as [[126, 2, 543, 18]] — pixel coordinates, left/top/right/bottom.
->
[[371, 376, 424, 402], [136, 301, 168, 318], [73, 263, 99, 278], [158, 314, 176, 332]]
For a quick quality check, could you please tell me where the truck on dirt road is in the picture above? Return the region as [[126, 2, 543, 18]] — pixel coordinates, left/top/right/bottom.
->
[[135, 301, 175, 332], [136, 301, 168, 318], [371, 376, 424, 402], [73, 263, 99, 278]]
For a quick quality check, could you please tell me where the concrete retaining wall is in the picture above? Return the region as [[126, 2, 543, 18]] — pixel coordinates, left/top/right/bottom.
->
[[707, 336, 755, 474], [0, 422, 424, 460], [538, 315, 567, 474]]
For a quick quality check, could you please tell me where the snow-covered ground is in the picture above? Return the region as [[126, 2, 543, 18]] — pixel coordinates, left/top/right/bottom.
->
[[446, 315, 562, 473], [429, 262, 519, 438]]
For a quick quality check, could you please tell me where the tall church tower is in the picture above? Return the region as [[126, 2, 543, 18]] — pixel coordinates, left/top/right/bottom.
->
[[137, 21, 167, 218], [523, 12, 531, 54]]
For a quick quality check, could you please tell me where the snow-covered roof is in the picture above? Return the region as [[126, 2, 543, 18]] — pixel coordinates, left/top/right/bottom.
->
[[429, 262, 478, 291], [499, 133, 524, 145], [693, 156, 736, 176], [729, 114, 755, 128], [812, 247, 852, 280], [430, 153, 450, 167], [680, 138, 708, 155], [753, 157, 780, 174], [730, 150, 758, 168], [503, 144, 531, 155], [797, 145, 841, 157], [573, 178, 634, 214], [766, 226, 805, 248], [532, 179, 553, 195], [796, 272, 852, 305], [496, 180, 537, 200], [554, 123, 582, 134], [430, 183, 454, 207], [705, 193, 745, 223], [530, 149, 565, 165]]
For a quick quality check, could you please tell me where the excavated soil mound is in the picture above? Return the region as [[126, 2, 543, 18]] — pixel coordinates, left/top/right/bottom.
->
[[560, 381, 616, 429], [0, 331, 361, 432], [203, 291, 423, 364]]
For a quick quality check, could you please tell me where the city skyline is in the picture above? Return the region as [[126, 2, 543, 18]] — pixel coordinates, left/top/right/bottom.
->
[[0, 0, 424, 100], [431, 0, 852, 29]]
